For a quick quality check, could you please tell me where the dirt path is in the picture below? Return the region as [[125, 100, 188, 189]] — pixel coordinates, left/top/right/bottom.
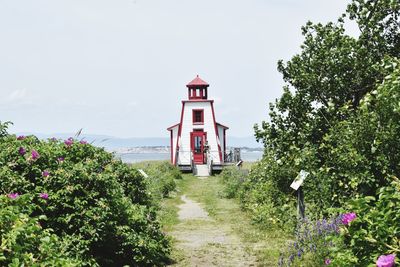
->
[[168, 178, 258, 267]]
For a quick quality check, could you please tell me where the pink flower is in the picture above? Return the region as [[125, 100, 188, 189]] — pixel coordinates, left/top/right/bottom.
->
[[80, 140, 87, 144], [377, 254, 396, 267], [325, 258, 331, 265], [17, 135, 26, 140], [64, 137, 74, 147], [31, 150, 40, 160], [7, 193, 19, 199], [341, 212, 357, 225], [39, 193, 49, 199], [42, 170, 50, 177], [57, 157, 64, 162], [18, 147, 26, 156]]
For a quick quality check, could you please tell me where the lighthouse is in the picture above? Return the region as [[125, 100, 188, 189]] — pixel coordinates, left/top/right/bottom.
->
[[167, 75, 229, 173]]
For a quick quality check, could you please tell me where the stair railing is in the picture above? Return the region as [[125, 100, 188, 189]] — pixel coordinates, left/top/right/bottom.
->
[[191, 151, 197, 175], [206, 150, 213, 176]]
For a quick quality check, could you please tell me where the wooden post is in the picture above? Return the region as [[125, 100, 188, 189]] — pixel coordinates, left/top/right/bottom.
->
[[297, 187, 305, 220], [290, 170, 309, 220]]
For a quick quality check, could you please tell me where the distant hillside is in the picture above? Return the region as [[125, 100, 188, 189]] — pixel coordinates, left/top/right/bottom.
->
[[228, 136, 262, 148], [14, 132, 262, 149]]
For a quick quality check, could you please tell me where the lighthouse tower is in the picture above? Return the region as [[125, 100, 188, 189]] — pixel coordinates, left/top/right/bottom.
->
[[167, 75, 228, 172]]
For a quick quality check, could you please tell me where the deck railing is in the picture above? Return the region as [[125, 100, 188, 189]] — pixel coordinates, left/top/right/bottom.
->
[[175, 147, 242, 171], [224, 148, 241, 163]]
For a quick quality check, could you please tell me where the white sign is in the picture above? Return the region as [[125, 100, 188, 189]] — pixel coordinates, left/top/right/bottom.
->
[[290, 170, 309, 190], [138, 169, 149, 178]]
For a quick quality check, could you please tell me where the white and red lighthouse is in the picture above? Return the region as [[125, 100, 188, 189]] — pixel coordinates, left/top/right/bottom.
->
[[167, 75, 228, 172]]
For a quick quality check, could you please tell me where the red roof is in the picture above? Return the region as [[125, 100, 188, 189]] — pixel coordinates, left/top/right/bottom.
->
[[167, 123, 180, 131], [217, 123, 229, 129], [186, 75, 209, 87]]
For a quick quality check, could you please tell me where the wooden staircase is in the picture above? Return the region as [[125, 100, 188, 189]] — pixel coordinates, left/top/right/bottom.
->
[[195, 164, 210, 177]]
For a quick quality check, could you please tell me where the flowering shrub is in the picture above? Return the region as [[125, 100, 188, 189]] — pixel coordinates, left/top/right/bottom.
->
[[279, 177, 400, 266], [0, 194, 84, 266], [331, 178, 400, 266], [0, 128, 171, 266], [278, 216, 343, 266], [341, 212, 356, 226], [377, 254, 396, 267]]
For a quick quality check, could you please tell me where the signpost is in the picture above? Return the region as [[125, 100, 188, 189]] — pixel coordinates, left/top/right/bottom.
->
[[138, 169, 149, 178], [290, 170, 309, 219]]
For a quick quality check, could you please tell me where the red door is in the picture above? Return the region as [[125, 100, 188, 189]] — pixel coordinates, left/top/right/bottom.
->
[[191, 131, 206, 164]]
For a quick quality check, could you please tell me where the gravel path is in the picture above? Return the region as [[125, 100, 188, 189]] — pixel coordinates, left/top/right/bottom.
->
[[169, 192, 257, 266], [178, 195, 211, 221]]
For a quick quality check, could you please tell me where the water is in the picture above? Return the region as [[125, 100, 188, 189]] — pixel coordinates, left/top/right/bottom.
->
[[241, 151, 263, 162], [116, 153, 171, 163], [116, 151, 263, 164]]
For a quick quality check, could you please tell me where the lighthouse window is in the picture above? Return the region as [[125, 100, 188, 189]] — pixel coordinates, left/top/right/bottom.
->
[[193, 109, 204, 124]]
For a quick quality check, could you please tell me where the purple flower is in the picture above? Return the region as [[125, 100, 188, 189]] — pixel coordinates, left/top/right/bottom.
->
[[18, 147, 26, 156], [297, 249, 302, 258], [7, 193, 19, 199], [289, 254, 294, 263], [57, 157, 64, 162], [325, 258, 332, 265], [39, 193, 49, 200], [376, 254, 396, 267], [64, 137, 74, 147], [80, 140, 87, 145], [31, 149, 40, 160], [341, 212, 357, 225], [17, 135, 26, 140], [50, 137, 57, 142], [42, 170, 50, 177]]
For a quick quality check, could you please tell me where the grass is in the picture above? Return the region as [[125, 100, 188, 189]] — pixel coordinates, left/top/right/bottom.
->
[[159, 171, 291, 266]]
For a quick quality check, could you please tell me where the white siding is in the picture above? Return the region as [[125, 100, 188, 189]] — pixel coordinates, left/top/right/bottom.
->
[[170, 125, 179, 164], [217, 126, 225, 161], [178, 101, 221, 165]]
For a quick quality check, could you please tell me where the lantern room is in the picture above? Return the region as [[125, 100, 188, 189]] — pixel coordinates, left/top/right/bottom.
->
[[187, 75, 209, 100]]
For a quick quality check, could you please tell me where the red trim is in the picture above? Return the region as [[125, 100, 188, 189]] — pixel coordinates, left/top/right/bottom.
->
[[167, 124, 180, 164], [191, 130, 206, 164], [170, 130, 173, 164], [167, 123, 180, 131], [188, 88, 208, 100], [192, 109, 204, 124], [216, 123, 229, 129], [223, 129, 226, 161], [210, 101, 223, 162], [183, 100, 214, 103], [174, 102, 186, 165]]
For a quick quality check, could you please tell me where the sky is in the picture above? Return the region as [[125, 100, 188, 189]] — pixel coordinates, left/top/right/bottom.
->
[[0, 0, 358, 138]]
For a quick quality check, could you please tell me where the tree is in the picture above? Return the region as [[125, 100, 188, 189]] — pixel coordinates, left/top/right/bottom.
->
[[248, 0, 400, 222]]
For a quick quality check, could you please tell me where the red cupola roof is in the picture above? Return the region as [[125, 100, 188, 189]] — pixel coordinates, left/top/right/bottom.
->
[[186, 75, 209, 87]]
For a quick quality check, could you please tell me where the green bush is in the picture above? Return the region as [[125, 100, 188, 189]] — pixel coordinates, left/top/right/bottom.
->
[[250, 0, 400, 227], [219, 167, 246, 199], [330, 177, 400, 266], [0, 194, 84, 266], [218, 162, 297, 230], [238, 159, 298, 230], [281, 177, 400, 266], [135, 161, 181, 201], [0, 130, 171, 266]]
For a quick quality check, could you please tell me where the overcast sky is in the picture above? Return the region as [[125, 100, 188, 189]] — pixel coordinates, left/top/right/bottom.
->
[[0, 0, 358, 138]]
